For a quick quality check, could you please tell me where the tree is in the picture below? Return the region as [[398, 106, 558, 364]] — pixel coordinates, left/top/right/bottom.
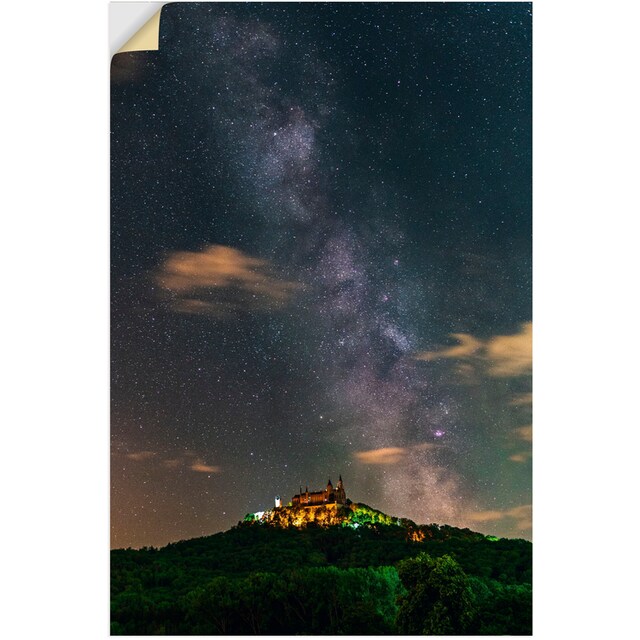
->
[[183, 576, 240, 634], [396, 553, 475, 634], [468, 578, 532, 635], [238, 572, 285, 634]]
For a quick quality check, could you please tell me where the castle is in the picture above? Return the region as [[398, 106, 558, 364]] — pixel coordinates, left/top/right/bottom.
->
[[290, 476, 346, 507]]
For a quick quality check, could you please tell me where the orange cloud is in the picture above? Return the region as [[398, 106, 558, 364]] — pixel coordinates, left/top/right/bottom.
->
[[486, 322, 532, 377], [354, 443, 443, 465], [190, 460, 221, 473], [126, 451, 156, 462], [467, 504, 532, 532], [414, 333, 483, 362], [466, 509, 505, 523], [510, 392, 533, 406], [516, 425, 533, 442], [156, 244, 301, 316], [414, 322, 532, 379], [122, 451, 222, 472], [354, 447, 407, 465], [509, 452, 532, 463]]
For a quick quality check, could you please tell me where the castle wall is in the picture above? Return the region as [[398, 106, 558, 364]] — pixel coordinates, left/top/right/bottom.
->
[[292, 485, 346, 507]]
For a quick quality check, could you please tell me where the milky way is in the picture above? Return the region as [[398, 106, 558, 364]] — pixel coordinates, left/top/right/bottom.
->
[[111, 3, 532, 548]]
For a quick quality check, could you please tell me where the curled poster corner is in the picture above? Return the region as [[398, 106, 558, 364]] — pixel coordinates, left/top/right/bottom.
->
[[111, 3, 165, 55], [118, 10, 162, 53]]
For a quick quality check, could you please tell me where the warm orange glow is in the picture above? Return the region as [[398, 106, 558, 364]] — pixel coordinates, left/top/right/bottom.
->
[[408, 529, 426, 542], [354, 447, 407, 465], [515, 425, 532, 442], [247, 502, 402, 530], [414, 322, 532, 378], [190, 460, 221, 473], [466, 504, 532, 533], [156, 244, 301, 315], [262, 503, 350, 527]]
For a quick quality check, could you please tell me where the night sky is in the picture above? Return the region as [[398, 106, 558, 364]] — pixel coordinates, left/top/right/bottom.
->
[[111, 2, 532, 549]]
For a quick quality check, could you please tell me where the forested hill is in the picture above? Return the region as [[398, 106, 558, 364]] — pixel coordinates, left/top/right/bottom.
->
[[111, 505, 532, 635]]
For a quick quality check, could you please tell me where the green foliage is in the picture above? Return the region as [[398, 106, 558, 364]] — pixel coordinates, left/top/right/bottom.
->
[[468, 577, 533, 635], [349, 503, 400, 527], [111, 516, 532, 634], [183, 576, 239, 634], [396, 553, 475, 634], [178, 566, 401, 634]]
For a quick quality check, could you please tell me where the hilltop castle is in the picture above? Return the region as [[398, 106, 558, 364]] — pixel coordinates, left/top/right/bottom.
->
[[291, 476, 346, 507]]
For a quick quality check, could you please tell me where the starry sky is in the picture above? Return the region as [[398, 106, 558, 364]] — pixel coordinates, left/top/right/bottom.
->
[[111, 2, 532, 549]]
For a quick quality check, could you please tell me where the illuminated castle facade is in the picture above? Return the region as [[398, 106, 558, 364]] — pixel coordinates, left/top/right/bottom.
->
[[291, 476, 346, 507]]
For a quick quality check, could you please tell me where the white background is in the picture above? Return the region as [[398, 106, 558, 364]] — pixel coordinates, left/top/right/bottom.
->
[[1, 0, 638, 637]]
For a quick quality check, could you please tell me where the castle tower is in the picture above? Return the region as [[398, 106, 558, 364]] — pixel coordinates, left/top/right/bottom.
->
[[325, 479, 333, 502], [335, 474, 346, 504]]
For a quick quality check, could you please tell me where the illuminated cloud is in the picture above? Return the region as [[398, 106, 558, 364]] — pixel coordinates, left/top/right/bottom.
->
[[354, 443, 443, 465], [354, 447, 407, 465], [123, 450, 221, 473], [466, 509, 505, 523], [415, 322, 532, 378], [156, 244, 301, 316], [414, 333, 482, 362], [190, 460, 221, 473], [126, 451, 157, 462], [485, 322, 532, 377], [509, 452, 532, 463], [510, 392, 533, 406], [516, 425, 533, 442], [467, 504, 532, 533]]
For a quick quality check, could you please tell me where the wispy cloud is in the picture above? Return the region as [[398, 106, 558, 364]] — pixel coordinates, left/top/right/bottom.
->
[[415, 322, 532, 379], [415, 333, 482, 362], [190, 460, 221, 474], [466, 504, 532, 532], [156, 244, 301, 316], [126, 451, 157, 462], [485, 323, 532, 377], [510, 392, 533, 407], [516, 425, 533, 442], [509, 452, 532, 463], [122, 449, 221, 474], [354, 447, 407, 465], [506, 425, 532, 461], [354, 443, 443, 465]]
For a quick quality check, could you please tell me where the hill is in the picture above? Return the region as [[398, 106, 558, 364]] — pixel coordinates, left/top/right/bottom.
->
[[111, 504, 532, 635]]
